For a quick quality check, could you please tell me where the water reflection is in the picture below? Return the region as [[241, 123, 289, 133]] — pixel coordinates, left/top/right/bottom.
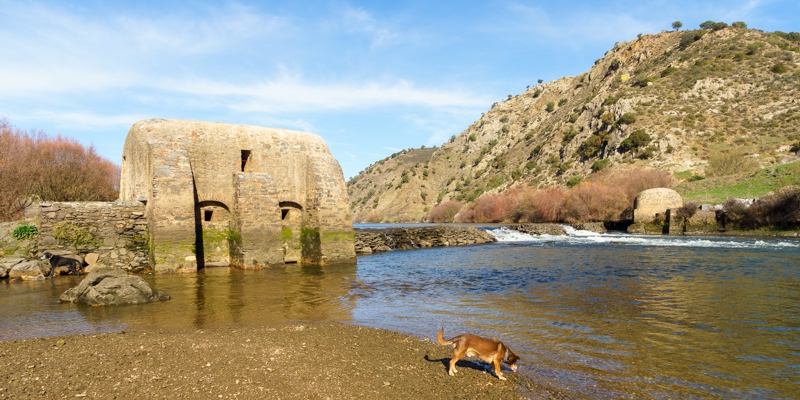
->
[[0, 263, 357, 339]]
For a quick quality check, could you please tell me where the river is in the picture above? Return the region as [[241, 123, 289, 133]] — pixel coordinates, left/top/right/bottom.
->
[[1, 226, 798, 398]]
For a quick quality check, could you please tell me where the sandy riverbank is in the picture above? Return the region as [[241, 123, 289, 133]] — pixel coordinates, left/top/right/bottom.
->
[[0, 323, 564, 399]]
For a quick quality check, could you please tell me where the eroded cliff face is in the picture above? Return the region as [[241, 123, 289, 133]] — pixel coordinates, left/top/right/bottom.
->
[[348, 28, 800, 222]]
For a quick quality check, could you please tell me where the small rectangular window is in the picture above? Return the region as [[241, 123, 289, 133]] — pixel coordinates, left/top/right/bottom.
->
[[241, 150, 251, 172], [281, 209, 289, 220], [204, 210, 213, 222]]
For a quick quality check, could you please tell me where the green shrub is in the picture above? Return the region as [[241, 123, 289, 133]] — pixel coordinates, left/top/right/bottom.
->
[[746, 41, 765, 55], [609, 59, 620, 72], [558, 98, 567, 107], [619, 129, 651, 152], [637, 145, 656, 159], [533, 89, 542, 97], [499, 116, 509, 123], [688, 174, 705, 182], [11, 223, 38, 240], [618, 113, 637, 125], [672, 21, 683, 30], [525, 161, 537, 170], [591, 158, 611, 172], [680, 30, 707, 49], [511, 169, 522, 181], [699, 20, 716, 29], [771, 63, 789, 74], [530, 143, 543, 157], [661, 66, 678, 77], [525, 130, 535, 140], [731, 21, 747, 29], [580, 131, 609, 158], [546, 102, 555, 112], [567, 176, 583, 188], [562, 127, 577, 144], [569, 113, 579, 123], [712, 22, 728, 31], [601, 112, 615, 126], [638, 76, 657, 87], [501, 124, 509, 133], [468, 133, 476, 142], [773, 31, 800, 42]]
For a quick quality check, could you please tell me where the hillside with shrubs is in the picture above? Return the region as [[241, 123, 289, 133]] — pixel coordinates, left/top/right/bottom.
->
[[348, 22, 800, 224]]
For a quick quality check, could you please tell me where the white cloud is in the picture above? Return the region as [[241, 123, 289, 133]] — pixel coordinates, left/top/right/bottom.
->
[[340, 6, 399, 48], [166, 74, 491, 113], [343, 151, 357, 160]]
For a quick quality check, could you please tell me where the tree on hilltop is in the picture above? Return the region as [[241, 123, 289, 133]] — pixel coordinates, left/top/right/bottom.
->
[[672, 21, 683, 30]]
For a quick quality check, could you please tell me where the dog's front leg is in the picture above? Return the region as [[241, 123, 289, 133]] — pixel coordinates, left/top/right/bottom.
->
[[493, 360, 506, 380]]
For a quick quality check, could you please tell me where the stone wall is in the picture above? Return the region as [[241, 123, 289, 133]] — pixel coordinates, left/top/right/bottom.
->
[[354, 226, 496, 254], [35, 202, 149, 272]]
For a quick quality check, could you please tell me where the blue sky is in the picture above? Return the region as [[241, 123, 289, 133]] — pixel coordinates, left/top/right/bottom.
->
[[2, 1, 798, 179]]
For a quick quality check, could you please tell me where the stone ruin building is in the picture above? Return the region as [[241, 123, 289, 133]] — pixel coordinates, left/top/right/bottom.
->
[[120, 119, 355, 273]]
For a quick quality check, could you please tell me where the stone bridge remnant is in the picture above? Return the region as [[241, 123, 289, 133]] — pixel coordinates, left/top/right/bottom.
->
[[120, 119, 355, 273]]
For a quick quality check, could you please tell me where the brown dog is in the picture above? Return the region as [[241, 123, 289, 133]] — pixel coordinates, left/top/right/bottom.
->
[[437, 327, 520, 380]]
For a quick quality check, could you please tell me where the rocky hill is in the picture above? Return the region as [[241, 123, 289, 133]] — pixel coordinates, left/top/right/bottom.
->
[[348, 27, 800, 222]]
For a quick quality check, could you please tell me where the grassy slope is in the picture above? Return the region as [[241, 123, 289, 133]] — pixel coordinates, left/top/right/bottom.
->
[[674, 160, 800, 203]]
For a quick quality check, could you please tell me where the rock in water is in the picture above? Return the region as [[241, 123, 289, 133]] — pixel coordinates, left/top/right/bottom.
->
[[8, 260, 47, 281], [60, 266, 170, 306]]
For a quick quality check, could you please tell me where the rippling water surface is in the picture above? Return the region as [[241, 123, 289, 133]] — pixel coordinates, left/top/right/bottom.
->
[[1, 227, 799, 398]]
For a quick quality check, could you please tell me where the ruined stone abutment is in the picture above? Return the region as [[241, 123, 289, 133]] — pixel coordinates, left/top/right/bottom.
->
[[120, 119, 355, 273]]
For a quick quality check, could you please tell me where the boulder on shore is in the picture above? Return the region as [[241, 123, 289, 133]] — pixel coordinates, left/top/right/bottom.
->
[[59, 266, 170, 306], [0, 258, 25, 279], [9, 260, 48, 281]]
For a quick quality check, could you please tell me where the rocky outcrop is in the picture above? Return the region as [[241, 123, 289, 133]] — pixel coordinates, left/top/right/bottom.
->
[[59, 266, 170, 306], [570, 222, 607, 233], [8, 260, 48, 281], [354, 226, 496, 254], [507, 223, 567, 236]]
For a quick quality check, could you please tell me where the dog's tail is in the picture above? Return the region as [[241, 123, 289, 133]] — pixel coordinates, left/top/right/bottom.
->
[[437, 327, 453, 346]]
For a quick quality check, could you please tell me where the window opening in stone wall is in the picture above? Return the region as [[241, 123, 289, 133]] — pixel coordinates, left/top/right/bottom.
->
[[241, 150, 251, 172], [204, 210, 213, 222], [281, 209, 289, 220]]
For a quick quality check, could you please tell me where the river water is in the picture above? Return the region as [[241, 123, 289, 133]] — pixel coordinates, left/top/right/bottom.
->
[[1, 226, 798, 398]]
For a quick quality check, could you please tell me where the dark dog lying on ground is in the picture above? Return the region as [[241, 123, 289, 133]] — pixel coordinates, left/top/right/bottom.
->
[[41, 252, 83, 278], [437, 327, 520, 380]]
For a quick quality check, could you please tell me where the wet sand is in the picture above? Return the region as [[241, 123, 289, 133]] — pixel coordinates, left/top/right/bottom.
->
[[0, 323, 560, 399]]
